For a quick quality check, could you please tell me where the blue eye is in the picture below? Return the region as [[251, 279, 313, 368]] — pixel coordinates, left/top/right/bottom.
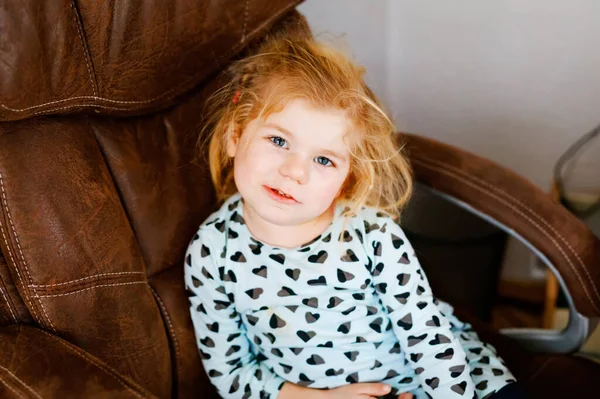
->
[[269, 136, 287, 148], [315, 156, 333, 167]]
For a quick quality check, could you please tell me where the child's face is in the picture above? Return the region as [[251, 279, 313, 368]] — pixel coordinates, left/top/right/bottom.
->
[[227, 99, 351, 229]]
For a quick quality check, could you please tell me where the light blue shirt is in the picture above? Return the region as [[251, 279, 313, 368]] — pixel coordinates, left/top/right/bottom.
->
[[185, 193, 476, 398]]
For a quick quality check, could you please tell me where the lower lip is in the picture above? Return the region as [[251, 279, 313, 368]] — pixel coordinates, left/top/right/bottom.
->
[[264, 186, 298, 204]]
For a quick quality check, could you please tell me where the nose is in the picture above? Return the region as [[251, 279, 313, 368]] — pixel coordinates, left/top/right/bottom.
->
[[279, 154, 309, 184]]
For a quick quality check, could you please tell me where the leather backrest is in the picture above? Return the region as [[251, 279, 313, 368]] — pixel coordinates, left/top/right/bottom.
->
[[0, 115, 175, 397], [1, 0, 302, 121]]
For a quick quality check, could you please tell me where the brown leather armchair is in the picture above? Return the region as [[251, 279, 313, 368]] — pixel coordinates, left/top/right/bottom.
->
[[0, 1, 598, 398]]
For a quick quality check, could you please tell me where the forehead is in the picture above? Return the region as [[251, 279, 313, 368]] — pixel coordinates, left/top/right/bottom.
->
[[263, 99, 351, 149]]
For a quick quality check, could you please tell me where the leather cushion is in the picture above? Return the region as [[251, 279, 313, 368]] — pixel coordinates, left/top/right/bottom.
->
[[0, 324, 157, 398], [0, 0, 303, 121]]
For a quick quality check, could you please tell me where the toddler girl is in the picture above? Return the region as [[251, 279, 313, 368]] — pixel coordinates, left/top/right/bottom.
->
[[185, 36, 522, 399]]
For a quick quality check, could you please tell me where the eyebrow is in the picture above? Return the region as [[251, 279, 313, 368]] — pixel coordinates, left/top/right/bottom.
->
[[263, 122, 347, 161], [264, 123, 294, 137], [320, 148, 346, 161]]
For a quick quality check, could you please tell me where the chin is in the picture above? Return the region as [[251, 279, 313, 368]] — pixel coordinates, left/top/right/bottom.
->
[[255, 207, 309, 226]]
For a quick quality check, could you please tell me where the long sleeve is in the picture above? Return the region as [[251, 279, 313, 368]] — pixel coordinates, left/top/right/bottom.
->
[[368, 216, 476, 398], [184, 227, 287, 399]]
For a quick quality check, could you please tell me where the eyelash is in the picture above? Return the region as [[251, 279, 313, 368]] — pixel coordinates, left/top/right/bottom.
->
[[267, 136, 335, 167], [269, 136, 287, 148], [315, 156, 333, 167]]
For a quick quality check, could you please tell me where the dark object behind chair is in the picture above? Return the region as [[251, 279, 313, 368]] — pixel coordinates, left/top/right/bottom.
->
[[401, 184, 509, 322], [0, 1, 599, 398]]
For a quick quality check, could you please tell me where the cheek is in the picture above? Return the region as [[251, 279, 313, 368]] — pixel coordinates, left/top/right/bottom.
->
[[311, 168, 349, 200], [234, 142, 277, 176]]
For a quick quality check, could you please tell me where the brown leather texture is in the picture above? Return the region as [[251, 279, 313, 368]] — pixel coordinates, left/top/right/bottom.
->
[[403, 132, 600, 318], [0, 252, 30, 327], [0, 0, 303, 121], [0, 324, 157, 398], [0, 116, 173, 397], [1, 0, 599, 397], [149, 266, 216, 399]]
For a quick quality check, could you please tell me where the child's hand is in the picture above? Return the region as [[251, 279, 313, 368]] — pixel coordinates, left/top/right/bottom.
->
[[323, 383, 392, 398], [322, 383, 413, 399], [280, 382, 414, 399]]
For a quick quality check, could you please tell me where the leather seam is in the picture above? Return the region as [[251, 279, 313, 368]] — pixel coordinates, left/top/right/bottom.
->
[[150, 287, 181, 387], [36, 329, 144, 399], [0, 376, 26, 399], [524, 357, 552, 383], [0, 172, 43, 328], [0, 256, 18, 323], [70, 0, 98, 96], [0, 1, 299, 114], [28, 271, 145, 288], [413, 157, 600, 314], [415, 155, 600, 304], [36, 281, 146, 298], [0, 366, 42, 399], [0, 284, 18, 324], [0, 173, 56, 332], [242, 0, 250, 42]]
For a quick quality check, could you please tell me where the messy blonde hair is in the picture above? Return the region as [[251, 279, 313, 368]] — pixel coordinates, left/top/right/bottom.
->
[[201, 35, 413, 219]]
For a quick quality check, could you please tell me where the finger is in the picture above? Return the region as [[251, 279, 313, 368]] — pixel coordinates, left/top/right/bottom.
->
[[397, 393, 414, 399], [356, 383, 392, 396]]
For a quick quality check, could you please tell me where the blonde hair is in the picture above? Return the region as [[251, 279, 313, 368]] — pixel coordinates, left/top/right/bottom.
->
[[200, 36, 413, 220]]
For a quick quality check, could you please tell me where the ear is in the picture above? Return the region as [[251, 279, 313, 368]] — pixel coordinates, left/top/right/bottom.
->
[[226, 128, 239, 158]]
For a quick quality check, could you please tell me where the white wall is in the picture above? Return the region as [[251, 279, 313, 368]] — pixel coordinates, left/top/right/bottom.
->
[[386, 1, 600, 190], [298, 0, 600, 279], [299, 0, 600, 189], [297, 1, 390, 100]]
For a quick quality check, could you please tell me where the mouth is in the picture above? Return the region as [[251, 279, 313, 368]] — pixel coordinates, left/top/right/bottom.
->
[[264, 186, 298, 203]]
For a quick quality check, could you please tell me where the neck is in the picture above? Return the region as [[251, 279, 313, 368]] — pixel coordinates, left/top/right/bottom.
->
[[242, 203, 335, 249]]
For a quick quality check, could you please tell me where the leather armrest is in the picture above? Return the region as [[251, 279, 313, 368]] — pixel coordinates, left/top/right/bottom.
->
[[0, 325, 157, 398], [401, 132, 600, 319]]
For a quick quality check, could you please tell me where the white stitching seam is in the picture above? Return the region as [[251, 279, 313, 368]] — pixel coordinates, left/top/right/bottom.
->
[[36, 329, 144, 399], [0, 173, 56, 333], [0, 97, 168, 111], [37, 281, 146, 298], [241, 0, 250, 42], [413, 157, 600, 314], [0, 1, 296, 114], [70, 0, 97, 97], [0, 285, 18, 324], [28, 272, 145, 288], [0, 375, 26, 399], [0, 365, 42, 399], [150, 287, 181, 382], [415, 155, 600, 303], [0, 173, 41, 326], [29, 104, 134, 116]]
